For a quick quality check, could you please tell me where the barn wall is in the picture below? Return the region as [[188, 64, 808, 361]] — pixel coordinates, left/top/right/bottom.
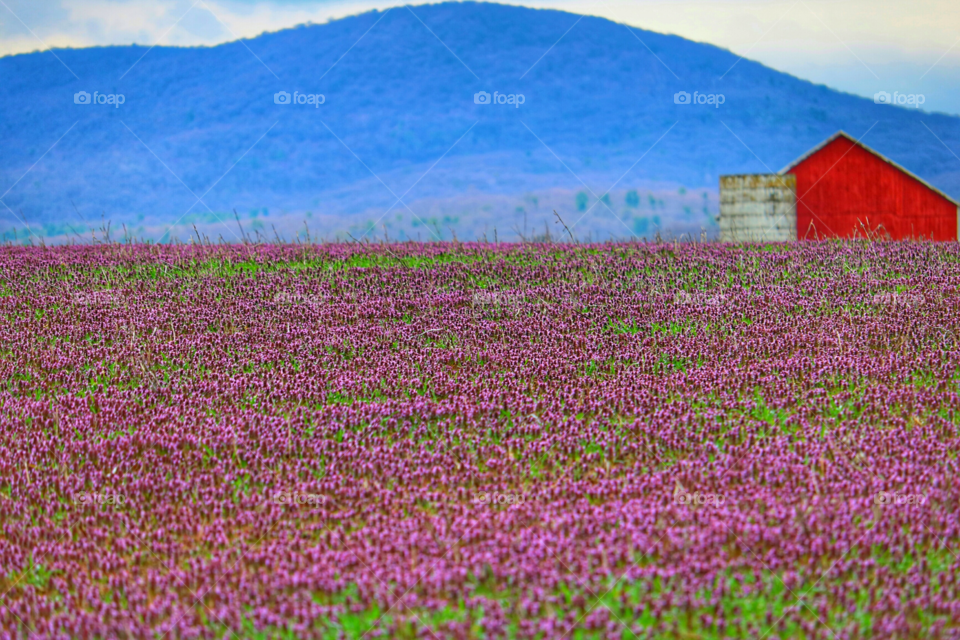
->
[[790, 137, 958, 241], [719, 174, 797, 242]]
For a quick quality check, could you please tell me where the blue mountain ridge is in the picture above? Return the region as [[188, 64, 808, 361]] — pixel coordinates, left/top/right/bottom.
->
[[2, 1, 959, 241]]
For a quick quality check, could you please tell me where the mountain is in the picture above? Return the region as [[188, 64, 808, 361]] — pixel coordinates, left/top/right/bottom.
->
[[2, 1, 959, 242]]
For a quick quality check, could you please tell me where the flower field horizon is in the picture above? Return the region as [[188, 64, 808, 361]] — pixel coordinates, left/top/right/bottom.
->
[[1, 240, 959, 639]]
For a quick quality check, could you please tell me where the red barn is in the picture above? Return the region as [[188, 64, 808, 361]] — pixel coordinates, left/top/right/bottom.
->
[[781, 131, 959, 241]]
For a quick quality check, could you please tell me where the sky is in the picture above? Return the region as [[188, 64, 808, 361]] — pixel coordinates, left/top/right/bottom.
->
[[2, 0, 959, 114]]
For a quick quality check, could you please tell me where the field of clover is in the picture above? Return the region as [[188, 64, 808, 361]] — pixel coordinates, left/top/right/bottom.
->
[[1, 240, 959, 639]]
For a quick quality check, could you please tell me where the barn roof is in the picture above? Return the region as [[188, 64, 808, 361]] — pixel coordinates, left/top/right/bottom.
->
[[779, 130, 960, 206]]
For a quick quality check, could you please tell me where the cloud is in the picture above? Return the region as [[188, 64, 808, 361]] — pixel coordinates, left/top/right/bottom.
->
[[175, 5, 228, 40], [4, 0, 958, 60], [0, 0, 383, 55]]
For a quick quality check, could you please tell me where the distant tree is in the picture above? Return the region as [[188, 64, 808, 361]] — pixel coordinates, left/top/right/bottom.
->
[[678, 187, 686, 195], [575, 192, 589, 212], [633, 217, 649, 235], [600, 193, 611, 206], [625, 190, 640, 208]]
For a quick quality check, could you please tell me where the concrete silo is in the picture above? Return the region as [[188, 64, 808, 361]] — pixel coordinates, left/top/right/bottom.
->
[[719, 174, 797, 242]]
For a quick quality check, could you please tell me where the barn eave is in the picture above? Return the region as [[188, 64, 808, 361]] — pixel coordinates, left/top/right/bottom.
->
[[778, 130, 960, 207]]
